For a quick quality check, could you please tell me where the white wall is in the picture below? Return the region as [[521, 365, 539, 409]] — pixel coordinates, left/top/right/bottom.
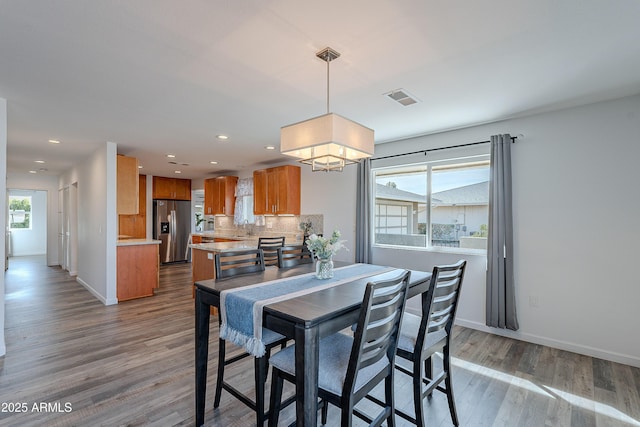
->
[[59, 142, 118, 305], [7, 173, 59, 265], [300, 165, 358, 263], [304, 94, 640, 367], [1, 97, 7, 356]]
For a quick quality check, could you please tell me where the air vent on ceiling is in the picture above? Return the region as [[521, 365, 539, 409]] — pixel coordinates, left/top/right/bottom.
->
[[385, 89, 419, 106]]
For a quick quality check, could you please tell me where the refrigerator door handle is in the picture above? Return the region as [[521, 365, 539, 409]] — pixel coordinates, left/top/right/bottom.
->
[[170, 210, 176, 259]]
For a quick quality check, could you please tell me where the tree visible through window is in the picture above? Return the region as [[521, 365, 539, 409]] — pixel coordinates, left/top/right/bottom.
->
[[9, 195, 32, 229]]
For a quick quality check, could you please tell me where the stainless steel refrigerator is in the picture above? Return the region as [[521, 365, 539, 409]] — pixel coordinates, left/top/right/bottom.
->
[[153, 199, 191, 264]]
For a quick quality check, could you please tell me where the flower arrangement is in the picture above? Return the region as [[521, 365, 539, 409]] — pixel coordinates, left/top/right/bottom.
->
[[305, 229, 347, 259]]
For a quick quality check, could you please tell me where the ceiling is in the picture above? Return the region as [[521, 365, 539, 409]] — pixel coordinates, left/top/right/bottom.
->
[[2, 1, 640, 180]]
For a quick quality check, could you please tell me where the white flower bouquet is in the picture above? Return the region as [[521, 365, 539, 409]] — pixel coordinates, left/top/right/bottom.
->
[[305, 229, 347, 259]]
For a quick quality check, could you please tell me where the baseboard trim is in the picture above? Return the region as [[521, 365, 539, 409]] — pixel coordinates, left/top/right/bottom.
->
[[75, 277, 118, 306], [455, 319, 640, 368]]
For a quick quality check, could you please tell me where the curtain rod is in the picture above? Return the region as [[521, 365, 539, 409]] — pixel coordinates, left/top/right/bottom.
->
[[372, 135, 518, 161]]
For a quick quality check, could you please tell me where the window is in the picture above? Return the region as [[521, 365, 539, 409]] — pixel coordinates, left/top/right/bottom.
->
[[9, 195, 33, 230], [373, 157, 490, 252]]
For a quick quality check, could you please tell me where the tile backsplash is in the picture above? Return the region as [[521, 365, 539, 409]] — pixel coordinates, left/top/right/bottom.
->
[[210, 214, 324, 243]]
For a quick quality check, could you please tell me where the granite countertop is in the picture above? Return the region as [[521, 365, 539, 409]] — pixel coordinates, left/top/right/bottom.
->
[[190, 236, 300, 252], [117, 239, 161, 246], [189, 241, 259, 252]]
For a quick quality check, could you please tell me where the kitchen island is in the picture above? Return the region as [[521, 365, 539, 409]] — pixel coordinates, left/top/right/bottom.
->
[[190, 237, 300, 289], [117, 239, 161, 301]]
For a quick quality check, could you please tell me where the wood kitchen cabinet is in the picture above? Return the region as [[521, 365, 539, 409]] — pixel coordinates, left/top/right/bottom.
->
[[204, 176, 238, 215], [117, 242, 159, 301], [153, 176, 191, 200], [118, 174, 147, 239], [253, 165, 300, 215], [117, 155, 139, 214]]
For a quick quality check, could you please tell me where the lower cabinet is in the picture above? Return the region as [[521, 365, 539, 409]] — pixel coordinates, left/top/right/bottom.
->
[[117, 243, 159, 301]]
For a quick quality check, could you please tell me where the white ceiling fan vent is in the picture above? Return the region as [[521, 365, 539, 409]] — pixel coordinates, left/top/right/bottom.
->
[[385, 89, 419, 106]]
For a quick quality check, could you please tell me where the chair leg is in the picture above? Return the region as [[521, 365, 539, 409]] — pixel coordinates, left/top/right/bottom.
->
[[385, 374, 396, 427], [414, 358, 426, 427], [214, 337, 226, 408], [268, 368, 284, 427], [255, 355, 267, 426], [321, 399, 328, 425], [443, 346, 459, 426]]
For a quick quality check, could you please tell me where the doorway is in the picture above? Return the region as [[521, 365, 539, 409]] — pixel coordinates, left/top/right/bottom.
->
[[7, 189, 47, 263]]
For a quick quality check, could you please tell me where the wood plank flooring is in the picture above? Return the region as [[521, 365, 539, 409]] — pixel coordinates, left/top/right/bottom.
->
[[1, 256, 639, 426]]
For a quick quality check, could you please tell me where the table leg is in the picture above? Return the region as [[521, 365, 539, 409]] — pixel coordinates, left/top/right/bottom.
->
[[195, 289, 211, 427], [295, 324, 319, 427]]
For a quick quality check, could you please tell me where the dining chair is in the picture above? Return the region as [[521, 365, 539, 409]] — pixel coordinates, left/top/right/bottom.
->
[[394, 260, 467, 427], [258, 236, 286, 266], [213, 248, 288, 426], [276, 244, 313, 268], [268, 270, 411, 427]]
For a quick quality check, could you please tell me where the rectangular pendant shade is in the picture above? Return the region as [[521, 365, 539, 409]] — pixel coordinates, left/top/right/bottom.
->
[[281, 113, 374, 171]]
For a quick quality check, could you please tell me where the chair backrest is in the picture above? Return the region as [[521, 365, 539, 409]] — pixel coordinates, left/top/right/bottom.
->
[[214, 249, 265, 280], [277, 244, 313, 268], [417, 260, 466, 346], [344, 270, 411, 396], [258, 237, 286, 266]]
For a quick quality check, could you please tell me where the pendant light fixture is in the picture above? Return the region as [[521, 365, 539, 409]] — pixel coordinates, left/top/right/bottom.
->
[[280, 47, 375, 172]]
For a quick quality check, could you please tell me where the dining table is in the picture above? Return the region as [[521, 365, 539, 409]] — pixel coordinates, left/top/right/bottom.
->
[[194, 261, 432, 427]]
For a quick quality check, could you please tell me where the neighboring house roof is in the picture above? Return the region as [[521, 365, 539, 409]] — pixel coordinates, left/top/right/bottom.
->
[[375, 183, 425, 203], [376, 181, 489, 206], [432, 181, 489, 206]]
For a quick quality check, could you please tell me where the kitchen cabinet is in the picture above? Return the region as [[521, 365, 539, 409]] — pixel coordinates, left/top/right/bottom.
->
[[204, 176, 238, 215], [153, 176, 191, 200], [253, 165, 300, 215], [117, 241, 159, 301], [117, 155, 139, 214], [119, 174, 147, 238]]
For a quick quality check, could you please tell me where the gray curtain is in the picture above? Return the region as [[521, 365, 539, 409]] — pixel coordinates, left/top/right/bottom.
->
[[355, 159, 372, 263], [486, 134, 519, 330]]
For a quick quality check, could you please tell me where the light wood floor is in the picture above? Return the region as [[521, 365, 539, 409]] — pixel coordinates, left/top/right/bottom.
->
[[1, 256, 639, 426]]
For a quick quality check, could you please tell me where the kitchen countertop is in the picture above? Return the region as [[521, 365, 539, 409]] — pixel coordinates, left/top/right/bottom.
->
[[190, 241, 260, 252], [117, 239, 161, 246], [190, 236, 300, 252]]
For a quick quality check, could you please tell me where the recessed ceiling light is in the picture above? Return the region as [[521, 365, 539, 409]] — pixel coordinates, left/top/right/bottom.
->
[[138, 165, 143, 169], [29, 170, 37, 174], [34, 160, 45, 164], [216, 135, 229, 141], [210, 161, 218, 165], [48, 139, 60, 144], [167, 154, 176, 158], [265, 145, 276, 150], [174, 170, 182, 174]]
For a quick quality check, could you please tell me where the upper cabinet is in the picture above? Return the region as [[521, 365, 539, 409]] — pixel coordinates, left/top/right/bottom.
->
[[204, 176, 238, 215], [153, 176, 191, 200], [118, 174, 147, 239], [253, 165, 300, 215], [117, 155, 139, 215]]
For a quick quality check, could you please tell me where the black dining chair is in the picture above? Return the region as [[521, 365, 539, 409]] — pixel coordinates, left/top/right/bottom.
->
[[213, 249, 288, 426], [276, 244, 313, 268], [258, 236, 286, 266], [268, 270, 411, 427], [394, 260, 467, 427]]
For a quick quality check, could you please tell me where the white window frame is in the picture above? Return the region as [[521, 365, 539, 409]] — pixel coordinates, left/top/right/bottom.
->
[[371, 154, 490, 255]]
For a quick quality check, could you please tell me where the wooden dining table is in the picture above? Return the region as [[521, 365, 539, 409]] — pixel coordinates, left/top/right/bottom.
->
[[194, 261, 432, 427]]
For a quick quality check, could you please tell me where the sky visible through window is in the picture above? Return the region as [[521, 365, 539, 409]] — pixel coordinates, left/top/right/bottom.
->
[[377, 168, 489, 195]]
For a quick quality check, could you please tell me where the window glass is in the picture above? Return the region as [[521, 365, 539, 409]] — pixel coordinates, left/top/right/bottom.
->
[[9, 195, 32, 230], [373, 158, 489, 252]]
